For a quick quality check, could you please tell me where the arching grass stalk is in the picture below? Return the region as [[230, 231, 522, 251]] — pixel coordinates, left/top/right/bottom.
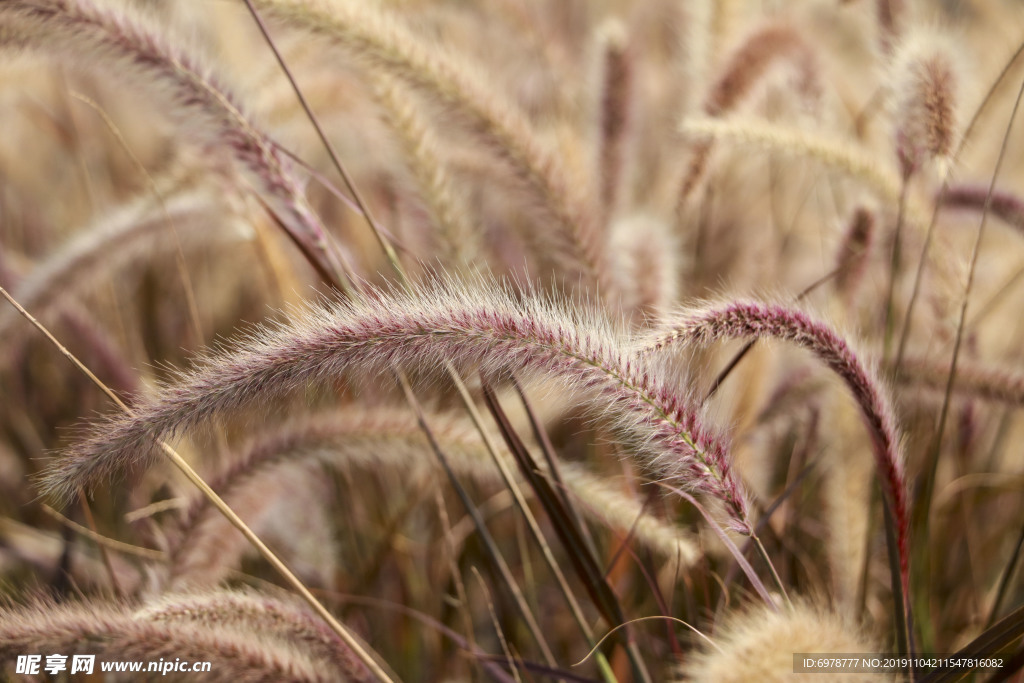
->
[[642, 300, 910, 651], [40, 279, 750, 539], [0, 285, 397, 683]]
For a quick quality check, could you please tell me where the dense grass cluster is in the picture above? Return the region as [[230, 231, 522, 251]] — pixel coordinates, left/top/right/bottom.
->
[[2, 0, 1024, 680]]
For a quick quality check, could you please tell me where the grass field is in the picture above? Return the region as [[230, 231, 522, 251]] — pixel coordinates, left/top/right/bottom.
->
[[2, 1, 1024, 680]]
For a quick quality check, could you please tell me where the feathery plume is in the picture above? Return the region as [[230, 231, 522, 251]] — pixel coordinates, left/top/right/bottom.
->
[[643, 300, 909, 592], [608, 213, 680, 326], [703, 24, 818, 118], [594, 18, 634, 222], [876, 0, 906, 55], [676, 599, 894, 682], [678, 117, 930, 229], [0, 183, 233, 358], [893, 355, 1024, 406], [833, 206, 876, 299], [889, 31, 960, 176], [940, 184, 1024, 236], [678, 22, 820, 202], [558, 461, 700, 565], [675, 0, 712, 115], [0, 0, 341, 282], [41, 278, 751, 533], [0, 598, 339, 682], [251, 0, 608, 293], [137, 590, 375, 681], [168, 454, 330, 588], [821, 398, 875, 610], [372, 74, 478, 265]]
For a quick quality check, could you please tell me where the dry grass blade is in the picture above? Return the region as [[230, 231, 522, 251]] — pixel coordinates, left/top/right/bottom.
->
[[480, 379, 651, 682]]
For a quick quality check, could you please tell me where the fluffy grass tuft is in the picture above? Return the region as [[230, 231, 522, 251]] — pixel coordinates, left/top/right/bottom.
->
[[677, 598, 895, 682]]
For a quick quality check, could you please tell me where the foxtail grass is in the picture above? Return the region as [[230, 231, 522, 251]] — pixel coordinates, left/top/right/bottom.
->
[[41, 277, 751, 534], [643, 300, 910, 638], [252, 0, 609, 294], [0, 596, 354, 682], [0, 0, 344, 285]]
